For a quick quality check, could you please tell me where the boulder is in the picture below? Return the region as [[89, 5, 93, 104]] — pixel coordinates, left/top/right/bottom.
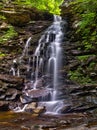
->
[[33, 106, 46, 114], [26, 102, 37, 109], [25, 89, 50, 98]]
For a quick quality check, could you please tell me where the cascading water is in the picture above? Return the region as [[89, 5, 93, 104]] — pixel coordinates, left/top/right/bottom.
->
[[11, 15, 67, 114]]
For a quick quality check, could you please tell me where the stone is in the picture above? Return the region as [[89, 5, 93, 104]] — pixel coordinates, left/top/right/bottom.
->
[[0, 80, 7, 92], [1, 7, 53, 26], [0, 22, 9, 31], [26, 89, 50, 98], [20, 95, 38, 104], [0, 74, 24, 90], [5, 88, 21, 101], [1, 10, 31, 26], [69, 60, 80, 71], [33, 106, 46, 114], [0, 101, 9, 111], [26, 102, 37, 110]]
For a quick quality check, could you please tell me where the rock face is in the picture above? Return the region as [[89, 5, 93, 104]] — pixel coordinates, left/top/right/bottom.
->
[[1, 7, 53, 26], [0, 74, 24, 110], [2, 10, 31, 26], [0, 3, 53, 112], [0, 74, 24, 88]]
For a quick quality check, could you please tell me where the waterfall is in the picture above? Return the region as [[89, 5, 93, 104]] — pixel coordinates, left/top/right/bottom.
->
[[11, 15, 67, 113], [32, 15, 64, 93]]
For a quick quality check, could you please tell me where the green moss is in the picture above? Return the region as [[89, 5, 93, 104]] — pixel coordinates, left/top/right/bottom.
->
[[77, 55, 95, 62], [0, 25, 18, 44], [0, 52, 6, 57], [0, 15, 6, 20], [70, 0, 97, 50], [89, 62, 95, 68], [69, 67, 96, 85], [77, 55, 89, 62]]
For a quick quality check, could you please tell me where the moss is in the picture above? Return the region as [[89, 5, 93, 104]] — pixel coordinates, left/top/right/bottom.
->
[[0, 15, 6, 20], [77, 55, 96, 62], [89, 62, 95, 69], [0, 25, 18, 44], [69, 67, 96, 85], [0, 52, 6, 57]]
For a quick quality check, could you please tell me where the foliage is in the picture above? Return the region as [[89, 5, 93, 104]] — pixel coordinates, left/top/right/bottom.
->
[[0, 25, 18, 44], [77, 55, 95, 62], [69, 67, 95, 85], [0, 15, 6, 20], [13, 0, 63, 15], [71, 0, 97, 49], [69, 54, 97, 84], [0, 52, 6, 57]]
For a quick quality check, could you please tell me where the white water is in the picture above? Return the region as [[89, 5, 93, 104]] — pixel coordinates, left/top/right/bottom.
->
[[11, 15, 66, 113], [32, 15, 64, 96]]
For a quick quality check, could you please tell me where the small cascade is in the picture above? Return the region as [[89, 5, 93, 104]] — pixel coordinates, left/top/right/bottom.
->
[[11, 15, 67, 114]]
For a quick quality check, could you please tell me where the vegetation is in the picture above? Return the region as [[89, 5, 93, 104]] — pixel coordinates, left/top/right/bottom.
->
[[1, 0, 63, 15], [0, 0, 63, 45], [68, 0, 97, 84], [77, 55, 96, 62], [0, 25, 18, 44], [71, 0, 97, 50], [69, 70, 93, 84], [0, 52, 6, 57]]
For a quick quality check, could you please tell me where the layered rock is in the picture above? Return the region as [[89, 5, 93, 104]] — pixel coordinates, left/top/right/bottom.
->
[[1, 6, 53, 26], [0, 74, 24, 111]]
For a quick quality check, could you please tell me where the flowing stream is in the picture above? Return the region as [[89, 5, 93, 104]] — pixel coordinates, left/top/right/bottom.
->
[[11, 15, 68, 114]]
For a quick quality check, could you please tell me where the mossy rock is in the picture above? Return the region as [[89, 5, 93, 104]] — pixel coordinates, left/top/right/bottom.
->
[[1, 10, 31, 26], [1, 6, 53, 26]]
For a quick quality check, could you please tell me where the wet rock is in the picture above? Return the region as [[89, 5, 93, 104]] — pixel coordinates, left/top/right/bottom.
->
[[26, 102, 37, 109], [0, 74, 24, 104], [61, 100, 97, 114], [25, 89, 50, 98], [41, 124, 57, 129], [0, 80, 8, 93], [0, 101, 9, 111], [20, 94, 38, 104], [68, 60, 80, 71], [25, 103, 46, 115], [0, 74, 24, 90], [5, 88, 21, 101], [60, 105, 72, 113], [0, 95, 6, 100], [25, 102, 37, 113], [70, 84, 97, 94], [33, 106, 46, 115], [21, 126, 30, 130], [71, 49, 96, 56]]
